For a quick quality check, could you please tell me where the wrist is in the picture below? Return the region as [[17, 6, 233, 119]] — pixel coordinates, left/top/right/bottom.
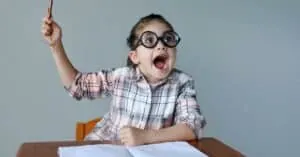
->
[[50, 39, 63, 51], [143, 129, 157, 144]]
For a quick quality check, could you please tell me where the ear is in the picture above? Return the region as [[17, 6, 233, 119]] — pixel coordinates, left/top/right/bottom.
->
[[128, 50, 139, 64]]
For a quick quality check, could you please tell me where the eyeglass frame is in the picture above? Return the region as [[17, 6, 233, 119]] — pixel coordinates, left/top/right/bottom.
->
[[133, 30, 181, 50]]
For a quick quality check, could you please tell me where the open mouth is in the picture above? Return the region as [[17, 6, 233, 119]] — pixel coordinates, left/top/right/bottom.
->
[[153, 54, 168, 70]]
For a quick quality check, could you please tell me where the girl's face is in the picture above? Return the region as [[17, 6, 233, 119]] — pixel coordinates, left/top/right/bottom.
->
[[129, 21, 180, 84]]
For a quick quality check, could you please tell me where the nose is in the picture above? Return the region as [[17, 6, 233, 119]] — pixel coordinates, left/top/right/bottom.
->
[[156, 40, 167, 51]]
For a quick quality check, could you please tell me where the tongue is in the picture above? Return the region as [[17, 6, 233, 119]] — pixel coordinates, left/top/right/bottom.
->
[[155, 61, 165, 69]]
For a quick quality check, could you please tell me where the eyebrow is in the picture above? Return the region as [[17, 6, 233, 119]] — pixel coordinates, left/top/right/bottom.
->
[[139, 30, 173, 37]]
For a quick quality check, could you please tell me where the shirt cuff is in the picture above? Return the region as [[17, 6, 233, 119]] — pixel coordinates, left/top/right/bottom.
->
[[176, 115, 207, 139], [64, 72, 83, 100]]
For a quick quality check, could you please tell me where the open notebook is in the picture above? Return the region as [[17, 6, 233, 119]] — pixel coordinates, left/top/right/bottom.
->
[[58, 141, 208, 157]]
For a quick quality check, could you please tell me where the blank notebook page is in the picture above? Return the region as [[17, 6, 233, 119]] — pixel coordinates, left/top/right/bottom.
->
[[128, 141, 208, 157], [58, 144, 132, 157], [58, 141, 208, 157]]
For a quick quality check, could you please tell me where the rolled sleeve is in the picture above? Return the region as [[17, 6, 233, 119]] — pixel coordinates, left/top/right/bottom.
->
[[175, 79, 207, 139], [64, 69, 115, 100]]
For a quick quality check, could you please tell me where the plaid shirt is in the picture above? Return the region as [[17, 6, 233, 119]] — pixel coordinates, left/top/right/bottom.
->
[[65, 67, 206, 140]]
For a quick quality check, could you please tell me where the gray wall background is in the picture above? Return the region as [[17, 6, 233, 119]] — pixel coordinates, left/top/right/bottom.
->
[[1, 0, 299, 156]]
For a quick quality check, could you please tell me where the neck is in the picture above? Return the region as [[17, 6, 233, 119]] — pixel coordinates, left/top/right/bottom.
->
[[137, 66, 161, 84]]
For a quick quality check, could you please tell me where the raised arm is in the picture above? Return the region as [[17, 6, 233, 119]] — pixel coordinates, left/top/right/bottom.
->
[[41, 16, 78, 88], [41, 15, 115, 100]]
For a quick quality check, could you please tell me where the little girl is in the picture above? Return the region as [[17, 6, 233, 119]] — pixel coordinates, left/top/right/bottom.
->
[[41, 13, 206, 146]]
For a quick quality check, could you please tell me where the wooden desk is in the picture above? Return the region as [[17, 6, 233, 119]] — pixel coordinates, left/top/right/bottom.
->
[[17, 137, 245, 157]]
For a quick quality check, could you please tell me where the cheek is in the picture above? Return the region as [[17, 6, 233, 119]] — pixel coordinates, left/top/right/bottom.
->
[[136, 48, 153, 62], [169, 49, 177, 59], [141, 54, 153, 63]]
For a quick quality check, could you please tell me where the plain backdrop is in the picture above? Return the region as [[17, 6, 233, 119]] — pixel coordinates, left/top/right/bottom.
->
[[0, 0, 299, 156]]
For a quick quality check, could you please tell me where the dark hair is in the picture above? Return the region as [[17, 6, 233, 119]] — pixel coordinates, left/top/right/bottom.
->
[[126, 13, 175, 67]]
